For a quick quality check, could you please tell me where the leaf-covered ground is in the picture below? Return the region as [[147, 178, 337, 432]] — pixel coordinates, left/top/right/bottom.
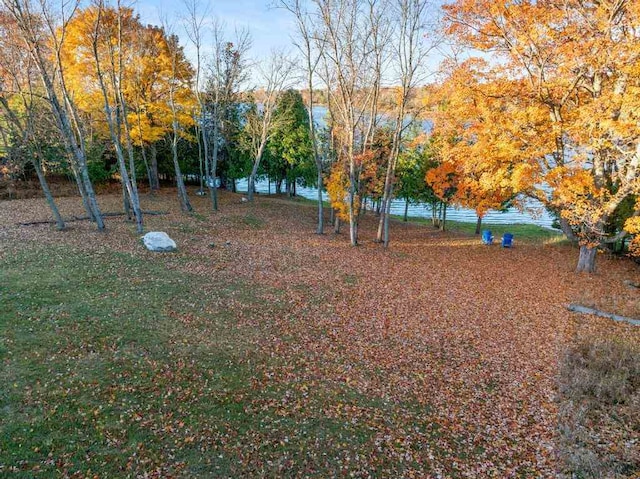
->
[[1, 189, 639, 478]]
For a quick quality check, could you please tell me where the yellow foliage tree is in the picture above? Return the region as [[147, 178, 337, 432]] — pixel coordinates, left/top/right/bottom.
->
[[60, 6, 196, 195], [441, 0, 640, 272]]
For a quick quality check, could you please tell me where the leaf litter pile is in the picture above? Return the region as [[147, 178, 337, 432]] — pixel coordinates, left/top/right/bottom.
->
[[1, 189, 639, 478]]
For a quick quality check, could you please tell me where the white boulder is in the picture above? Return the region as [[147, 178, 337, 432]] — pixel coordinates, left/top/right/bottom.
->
[[142, 232, 177, 252]]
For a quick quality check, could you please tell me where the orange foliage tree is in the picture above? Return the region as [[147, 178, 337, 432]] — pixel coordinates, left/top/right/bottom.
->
[[425, 159, 458, 230], [425, 62, 521, 231], [441, 0, 640, 272]]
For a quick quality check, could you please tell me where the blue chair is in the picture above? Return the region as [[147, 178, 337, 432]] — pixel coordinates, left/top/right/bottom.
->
[[502, 233, 514, 248], [482, 230, 493, 245]]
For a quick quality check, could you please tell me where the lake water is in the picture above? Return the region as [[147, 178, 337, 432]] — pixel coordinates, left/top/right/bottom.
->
[[234, 105, 556, 228], [235, 178, 556, 228]]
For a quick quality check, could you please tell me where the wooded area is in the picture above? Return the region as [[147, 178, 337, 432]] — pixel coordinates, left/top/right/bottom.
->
[[1, 0, 639, 273]]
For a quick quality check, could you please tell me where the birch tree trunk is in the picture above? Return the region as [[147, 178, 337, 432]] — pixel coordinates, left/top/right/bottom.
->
[[377, 0, 433, 248], [4, 0, 105, 229], [171, 124, 192, 212], [33, 159, 65, 230], [91, 2, 143, 233], [149, 143, 160, 191]]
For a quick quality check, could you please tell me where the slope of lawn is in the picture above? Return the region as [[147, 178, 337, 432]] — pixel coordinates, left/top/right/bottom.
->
[[1, 189, 639, 478]]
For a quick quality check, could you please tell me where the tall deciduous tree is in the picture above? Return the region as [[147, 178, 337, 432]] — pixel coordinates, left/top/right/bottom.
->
[[1, 0, 104, 228], [126, 24, 181, 192], [183, 0, 210, 204], [0, 12, 65, 229], [279, 0, 326, 234], [86, 1, 143, 232], [243, 51, 294, 202], [315, 0, 388, 246], [376, 0, 436, 248], [442, 0, 640, 272], [204, 24, 251, 208], [161, 16, 195, 212], [426, 61, 519, 233]]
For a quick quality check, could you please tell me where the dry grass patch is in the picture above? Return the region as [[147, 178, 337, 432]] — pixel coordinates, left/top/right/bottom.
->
[[558, 336, 640, 478]]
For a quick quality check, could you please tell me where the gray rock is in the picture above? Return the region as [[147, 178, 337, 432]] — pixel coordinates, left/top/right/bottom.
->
[[623, 279, 639, 289], [142, 232, 177, 252]]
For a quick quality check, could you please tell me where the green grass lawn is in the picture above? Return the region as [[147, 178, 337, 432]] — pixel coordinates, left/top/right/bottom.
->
[[3, 192, 637, 477], [277, 194, 564, 244], [1, 246, 260, 476], [397, 215, 564, 243], [0, 245, 432, 477]]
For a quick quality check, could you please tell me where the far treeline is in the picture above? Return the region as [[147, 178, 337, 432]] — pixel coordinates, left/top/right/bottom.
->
[[1, 0, 639, 273]]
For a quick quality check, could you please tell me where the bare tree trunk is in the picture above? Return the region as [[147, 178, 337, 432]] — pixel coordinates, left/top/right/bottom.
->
[[32, 57, 104, 228], [121, 181, 131, 219], [69, 161, 94, 221], [576, 245, 597, 273], [247, 168, 257, 201], [139, 145, 152, 192], [559, 216, 578, 243], [0, 81, 66, 229], [149, 143, 160, 191], [120, 133, 143, 232], [247, 174, 255, 201], [163, 17, 193, 212], [6, 0, 105, 229], [376, 0, 432, 248], [172, 130, 192, 212], [33, 159, 65, 230], [195, 122, 204, 193], [334, 216, 341, 234], [134, 107, 153, 191], [404, 199, 409, 222], [441, 203, 447, 231], [475, 215, 482, 235], [209, 114, 219, 210], [185, 0, 206, 204], [383, 203, 390, 246], [90, 3, 143, 233], [348, 135, 358, 246]]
